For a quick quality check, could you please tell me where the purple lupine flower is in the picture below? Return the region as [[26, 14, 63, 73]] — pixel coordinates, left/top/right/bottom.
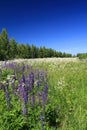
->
[[29, 72, 34, 89], [22, 74, 25, 83], [22, 86, 28, 104], [5, 90, 10, 109], [27, 81, 32, 92], [11, 80, 15, 95], [43, 84, 48, 94], [25, 77, 32, 97], [31, 94, 35, 106], [17, 81, 28, 103], [17, 85, 20, 94], [42, 92, 47, 111], [17, 83, 22, 107], [17, 83, 23, 101], [17, 81, 28, 116], [4, 81, 11, 109], [42, 92, 46, 104], [10, 62, 15, 69]]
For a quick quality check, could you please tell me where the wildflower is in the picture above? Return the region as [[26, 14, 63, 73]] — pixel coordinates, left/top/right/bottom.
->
[[22, 74, 25, 83], [42, 92, 46, 104], [4, 81, 11, 109], [43, 84, 48, 94], [5, 90, 10, 109], [22, 86, 28, 104], [31, 93, 35, 107], [29, 72, 34, 89], [42, 92, 47, 112]]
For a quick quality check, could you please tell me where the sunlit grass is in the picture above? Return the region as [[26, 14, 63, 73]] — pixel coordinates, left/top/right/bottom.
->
[[0, 58, 87, 129]]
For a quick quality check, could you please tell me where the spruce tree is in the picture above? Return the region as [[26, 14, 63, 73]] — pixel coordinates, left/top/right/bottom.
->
[[0, 28, 9, 60], [9, 38, 17, 59]]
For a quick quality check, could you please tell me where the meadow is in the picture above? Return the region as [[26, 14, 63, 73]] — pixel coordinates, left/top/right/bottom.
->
[[0, 58, 87, 130]]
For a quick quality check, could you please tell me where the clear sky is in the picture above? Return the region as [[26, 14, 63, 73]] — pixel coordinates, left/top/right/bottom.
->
[[0, 0, 87, 55]]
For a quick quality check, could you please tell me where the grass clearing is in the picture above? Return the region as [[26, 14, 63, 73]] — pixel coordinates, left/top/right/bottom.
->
[[0, 58, 87, 130]]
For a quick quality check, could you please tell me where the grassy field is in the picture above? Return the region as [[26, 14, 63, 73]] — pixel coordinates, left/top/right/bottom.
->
[[0, 58, 87, 130]]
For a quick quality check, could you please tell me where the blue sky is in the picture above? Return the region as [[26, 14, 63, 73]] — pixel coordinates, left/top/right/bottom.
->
[[0, 0, 87, 55]]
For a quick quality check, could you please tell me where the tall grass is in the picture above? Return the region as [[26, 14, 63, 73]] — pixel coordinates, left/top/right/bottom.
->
[[0, 59, 87, 130]]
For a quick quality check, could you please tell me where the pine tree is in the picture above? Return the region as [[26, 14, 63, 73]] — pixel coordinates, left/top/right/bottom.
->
[[8, 38, 17, 59], [0, 28, 9, 60]]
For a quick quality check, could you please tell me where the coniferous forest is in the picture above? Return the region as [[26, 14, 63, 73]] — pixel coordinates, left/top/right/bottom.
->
[[0, 28, 87, 61], [0, 28, 72, 60]]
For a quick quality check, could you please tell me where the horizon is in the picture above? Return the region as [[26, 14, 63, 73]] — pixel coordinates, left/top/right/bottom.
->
[[0, 0, 87, 55]]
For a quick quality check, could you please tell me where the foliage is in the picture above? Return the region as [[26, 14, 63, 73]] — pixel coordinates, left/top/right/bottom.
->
[[0, 59, 87, 129], [0, 28, 9, 60], [77, 53, 87, 59], [0, 28, 72, 61], [8, 39, 17, 59], [0, 62, 50, 130]]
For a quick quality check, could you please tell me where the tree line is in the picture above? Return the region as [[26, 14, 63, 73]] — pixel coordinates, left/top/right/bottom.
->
[[0, 28, 72, 60], [77, 53, 87, 59]]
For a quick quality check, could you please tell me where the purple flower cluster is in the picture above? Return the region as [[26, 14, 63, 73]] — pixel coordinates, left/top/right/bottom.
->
[[17, 70, 48, 115], [1, 62, 48, 128], [3, 80, 11, 109]]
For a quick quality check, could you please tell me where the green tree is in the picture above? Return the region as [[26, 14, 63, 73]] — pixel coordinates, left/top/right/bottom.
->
[[25, 44, 31, 58], [0, 28, 9, 60], [8, 38, 17, 59], [31, 44, 38, 58], [16, 44, 26, 58], [39, 47, 44, 58], [77, 53, 87, 59]]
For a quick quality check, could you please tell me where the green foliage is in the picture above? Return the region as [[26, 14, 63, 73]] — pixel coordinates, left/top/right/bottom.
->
[[0, 29, 9, 60], [0, 60, 87, 129], [77, 53, 87, 59], [0, 28, 72, 61], [31, 60, 87, 129], [8, 39, 17, 59]]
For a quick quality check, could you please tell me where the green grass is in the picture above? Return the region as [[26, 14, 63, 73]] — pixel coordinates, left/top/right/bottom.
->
[[31, 60, 87, 129], [0, 59, 87, 130]]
